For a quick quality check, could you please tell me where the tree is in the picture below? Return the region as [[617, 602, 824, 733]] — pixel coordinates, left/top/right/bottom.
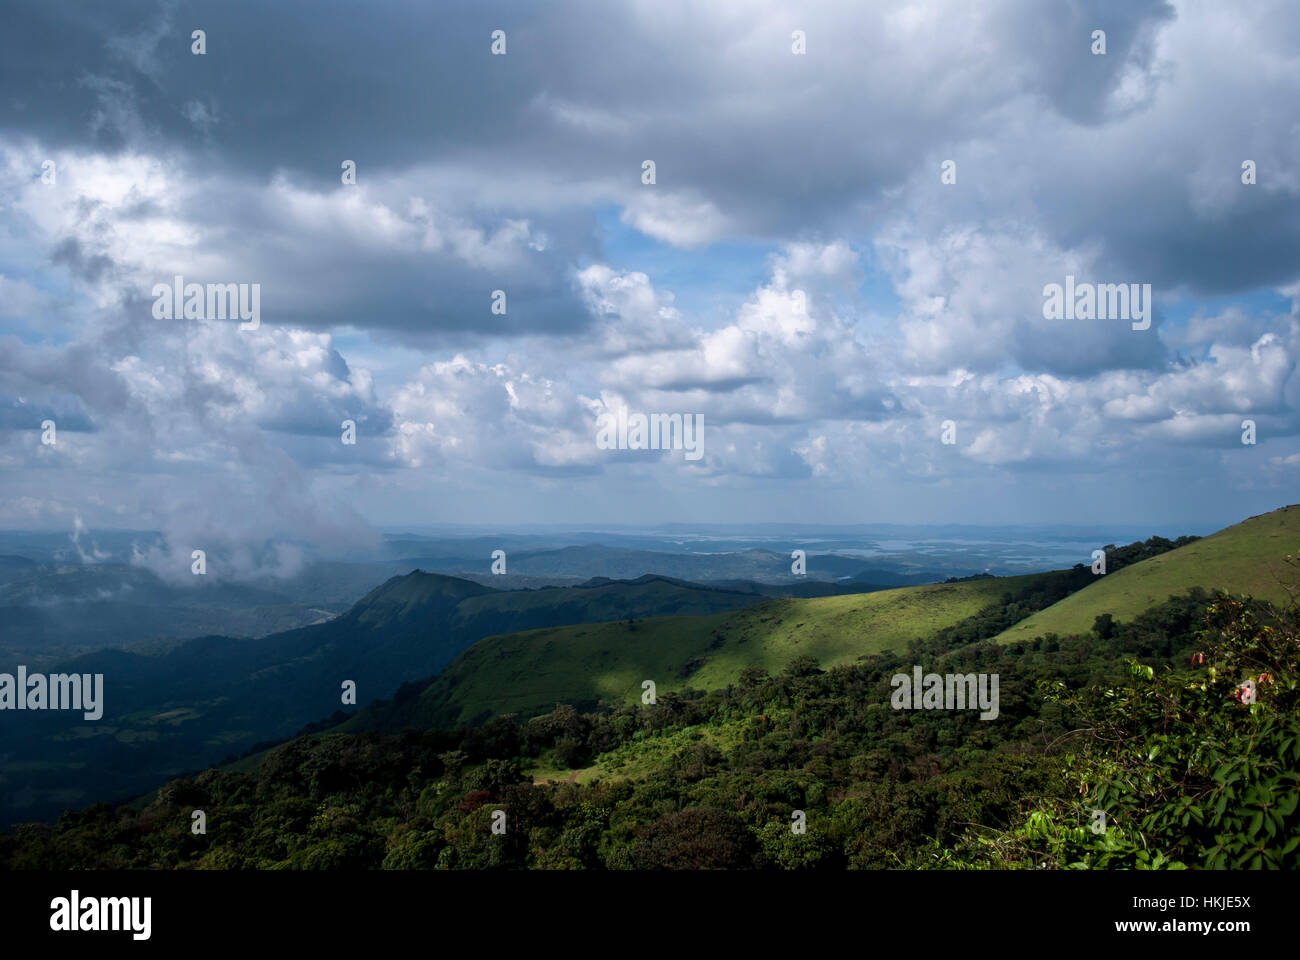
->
[[632, 807, 760, 869], [956, 590, 1300, 869]]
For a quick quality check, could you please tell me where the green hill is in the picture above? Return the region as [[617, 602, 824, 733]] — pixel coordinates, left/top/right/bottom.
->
[[384, 572, 1053, 728], [14, 510, 1300, 872], [0, 571, 794, 828], [995, 505, 1300, 644]]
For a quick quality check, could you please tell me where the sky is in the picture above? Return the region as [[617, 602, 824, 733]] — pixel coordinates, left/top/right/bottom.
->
[[1, 0, 1298, 575]]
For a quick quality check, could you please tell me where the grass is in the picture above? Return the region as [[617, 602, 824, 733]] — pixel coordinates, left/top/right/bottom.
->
[[995, 505, 1300, 644], [414, 572, 1052, 727], [524, 761, 603, 786], [525, 714, 760, 786]]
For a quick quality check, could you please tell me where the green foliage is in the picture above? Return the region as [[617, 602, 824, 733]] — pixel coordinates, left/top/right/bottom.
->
[[5, 541, 1297, 871], [756, 820, 837, 869], [628, 807, 760, 869], [950, 586, 1300, 869], [400, 571, 1062, 728]]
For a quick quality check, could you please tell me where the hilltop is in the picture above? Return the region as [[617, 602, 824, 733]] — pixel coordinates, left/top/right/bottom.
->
[[353, 572, 1054, 729], [0, 570, 807, 827], [995, 505, 1300, 644]]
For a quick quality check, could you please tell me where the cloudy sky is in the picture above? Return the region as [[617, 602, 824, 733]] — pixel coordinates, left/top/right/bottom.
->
[[2, 0, 1298, 564]]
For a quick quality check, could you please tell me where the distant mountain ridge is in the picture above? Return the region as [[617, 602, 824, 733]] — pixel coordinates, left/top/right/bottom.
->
[[345, 572, 1058, 732], [401, 544, 953, 584], [10, 505, 1284, 831], [0, 559, 416, 665], [0, 570, 856, 827], [345, 508, 1299, 733]]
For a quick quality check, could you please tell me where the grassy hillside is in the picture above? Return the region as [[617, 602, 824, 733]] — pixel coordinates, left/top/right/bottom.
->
[[15, 512, 1300, 872], [0, 571, 790, 828], [16, 583, 1298, 872], [398, 572, 1052, 728], [995, 505, 1300, 644]]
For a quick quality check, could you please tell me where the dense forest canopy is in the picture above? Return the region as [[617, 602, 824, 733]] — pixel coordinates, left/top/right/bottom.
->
[[3, 540, 1296, 870]]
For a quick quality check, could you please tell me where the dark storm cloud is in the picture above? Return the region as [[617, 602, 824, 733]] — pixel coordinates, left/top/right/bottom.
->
[[7, 0, 1295, 319], [997, 0, 1177, 125], [1, 0, 1298, 531], [0, 2, 1175, 213]]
